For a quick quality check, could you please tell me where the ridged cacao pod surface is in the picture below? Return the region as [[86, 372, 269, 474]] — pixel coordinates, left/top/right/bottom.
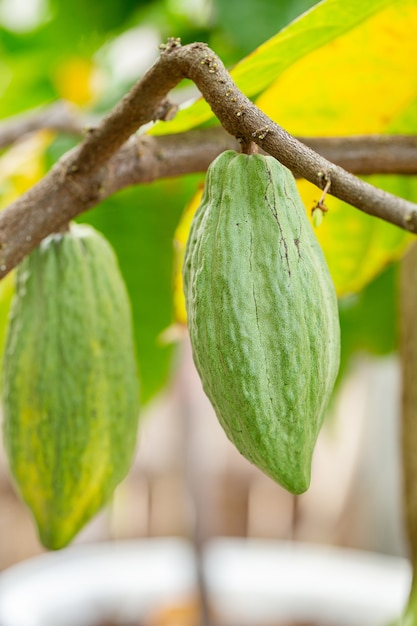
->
[[183, 150, 340, 494], [2, 223, 140, 549]]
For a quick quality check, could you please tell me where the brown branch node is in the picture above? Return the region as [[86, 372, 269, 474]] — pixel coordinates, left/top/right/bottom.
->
[[312, 171, 332, 213]]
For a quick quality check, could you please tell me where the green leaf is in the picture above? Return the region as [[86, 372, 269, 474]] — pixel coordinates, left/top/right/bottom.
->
[[48, 0, 145, 38], [338, 262, 398, 383], [150, 0, 394, 135], [212, 0, 319, 55], [0, 51, 56, 118], [78, 174, 203, 404]]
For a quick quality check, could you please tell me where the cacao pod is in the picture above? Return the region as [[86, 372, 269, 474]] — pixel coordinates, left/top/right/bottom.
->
[[2, 223, 140, 549], [183, 151, 340, 494]]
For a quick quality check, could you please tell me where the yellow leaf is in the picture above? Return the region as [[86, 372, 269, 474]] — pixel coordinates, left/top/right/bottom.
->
[[256, 1, 417, 135], [0, 131, 53, 209], [173, 184, 203, 324], [0, 270, 14, 368]]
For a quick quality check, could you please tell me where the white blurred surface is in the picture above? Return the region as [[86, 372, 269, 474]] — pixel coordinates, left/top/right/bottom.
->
[[0, 537, 411, 626], [0, 538, 197, 626], [204, 538, 411, 626]]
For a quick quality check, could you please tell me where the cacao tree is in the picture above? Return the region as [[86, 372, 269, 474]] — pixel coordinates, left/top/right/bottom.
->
[[1, 0, 417, 621]]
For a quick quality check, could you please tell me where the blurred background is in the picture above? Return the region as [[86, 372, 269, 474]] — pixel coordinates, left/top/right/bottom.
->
[[0, 0, 414, 624]]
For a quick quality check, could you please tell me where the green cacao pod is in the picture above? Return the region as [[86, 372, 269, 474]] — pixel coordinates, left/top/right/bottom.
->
[[183, 150, 340, 494], [2, 223, 140, 549]]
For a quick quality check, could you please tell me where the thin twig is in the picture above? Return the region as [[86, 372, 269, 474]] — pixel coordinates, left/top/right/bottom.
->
[[0, 40, 416, 279], [0, 101, 84, 148]]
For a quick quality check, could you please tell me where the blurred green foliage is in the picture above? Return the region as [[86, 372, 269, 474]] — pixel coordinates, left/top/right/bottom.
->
[[338, 262, 398, 384], [0, 0, 320, 117], [212, 0, 319, 57]]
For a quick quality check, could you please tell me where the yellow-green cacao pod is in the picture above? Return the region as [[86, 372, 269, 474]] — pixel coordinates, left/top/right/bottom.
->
[[183, 151, 340, 494], [2, 223, 140, 549]]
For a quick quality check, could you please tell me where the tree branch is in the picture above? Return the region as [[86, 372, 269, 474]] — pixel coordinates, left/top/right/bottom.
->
[[2, 103, 417, 175], [0, 101, 84, 148], [302, 134, 417, 176], [0, 39, 416, 279]]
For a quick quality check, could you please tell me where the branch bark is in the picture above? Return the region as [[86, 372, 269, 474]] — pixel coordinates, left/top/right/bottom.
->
[[0, 39, 416, 279], [3, 102, 417, 175], [3, 104, 417, 176], [302, 134, 417, 176], [400, 242, 417, 617]]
